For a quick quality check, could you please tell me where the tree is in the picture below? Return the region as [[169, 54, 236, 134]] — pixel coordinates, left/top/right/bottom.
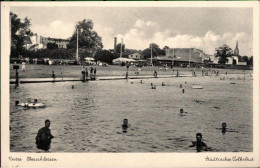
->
[[47, 43, 58, 50], [241, 56, 249, 63], [94, 50, 118, 64], [142, 43, 164, 59], [115, 43, 125, 54], [162, 46, 169, 55], [248, 56, 253, 65], [214, 44, 233, 64], [10, 12, 33, 57], [163, 46, 169, 50], [67, 19, 103, 61]]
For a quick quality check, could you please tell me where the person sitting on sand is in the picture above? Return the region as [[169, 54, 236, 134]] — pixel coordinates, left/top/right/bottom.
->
[[189, 133, 212, 152], [216, 122, 238, 134]]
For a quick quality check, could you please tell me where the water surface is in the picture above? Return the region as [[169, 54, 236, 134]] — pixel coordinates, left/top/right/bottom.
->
[[10, 74, 253, 152]]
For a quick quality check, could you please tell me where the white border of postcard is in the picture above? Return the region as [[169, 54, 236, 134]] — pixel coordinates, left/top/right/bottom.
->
[[1, 1, 260, 168]]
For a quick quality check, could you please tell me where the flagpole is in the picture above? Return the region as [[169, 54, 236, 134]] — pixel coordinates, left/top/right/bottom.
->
[[151, 44, 153, 66], [120, 38, 123, 58], [76, 28, 79, 63]]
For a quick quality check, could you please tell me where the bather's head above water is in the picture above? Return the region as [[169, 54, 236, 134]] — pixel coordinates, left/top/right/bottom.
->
[[122, 119, 128, 127], [222, 122, 227, 129], [45, 119, 51, 128], [196, 133, 202, 142]]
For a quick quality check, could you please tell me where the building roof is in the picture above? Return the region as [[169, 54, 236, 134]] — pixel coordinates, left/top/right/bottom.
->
[[112, 57, 137, 63], [47, 38, 70, 42], [128, 52, 141, 56], [41, 36, 70, 42], [149, 56, 202, 62]]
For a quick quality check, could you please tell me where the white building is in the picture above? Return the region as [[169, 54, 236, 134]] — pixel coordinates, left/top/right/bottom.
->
[[128, 53, 143, 60], [24, 33, 69, 50]]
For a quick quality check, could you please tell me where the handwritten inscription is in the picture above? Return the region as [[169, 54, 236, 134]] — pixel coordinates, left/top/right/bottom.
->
[[9, 157, 22, 161], [205, 156, 254, 162], [27, 156, 57, 161], [8, 156, 57, 162]]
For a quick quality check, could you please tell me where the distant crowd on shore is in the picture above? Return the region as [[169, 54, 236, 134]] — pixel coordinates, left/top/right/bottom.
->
[[81, 66, 97, 81]]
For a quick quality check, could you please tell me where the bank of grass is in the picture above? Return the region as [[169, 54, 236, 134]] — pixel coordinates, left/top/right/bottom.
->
[[10, 64, 252, 79]]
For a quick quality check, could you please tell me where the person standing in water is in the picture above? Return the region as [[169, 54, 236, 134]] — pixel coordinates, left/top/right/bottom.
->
[[81, 66, 85, 81], [216, 122, 238, 134], [85, 67, 88, 79], [36, 119, 54, 151], [51, 71, 56, 79], [189, 133, 211, 152], [122, 119, 129, 133], [94, 68, 97, 78]]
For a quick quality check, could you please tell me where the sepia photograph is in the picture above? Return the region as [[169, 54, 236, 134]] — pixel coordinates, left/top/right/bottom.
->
[[1, 1, 259, 167]]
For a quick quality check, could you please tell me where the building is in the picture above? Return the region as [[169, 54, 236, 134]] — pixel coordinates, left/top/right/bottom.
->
[[128, 52, 143, 60], [224, 41, 247, 65], [41, 37, 70, 49], [165, 48, 204, 67], [24, 34, 44, 50], [24, 33, 70, 50], [234, 41, 239, 56]]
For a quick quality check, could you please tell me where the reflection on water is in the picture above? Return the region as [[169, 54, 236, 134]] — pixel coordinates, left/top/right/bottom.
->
[[10, 74, 253, 152]]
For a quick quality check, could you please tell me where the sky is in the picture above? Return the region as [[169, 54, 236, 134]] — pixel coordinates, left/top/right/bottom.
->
[[11, 7, 253, 56]]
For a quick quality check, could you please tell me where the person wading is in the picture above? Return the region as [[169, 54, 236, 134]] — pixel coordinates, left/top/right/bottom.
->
[[35, 119, 54, 151]]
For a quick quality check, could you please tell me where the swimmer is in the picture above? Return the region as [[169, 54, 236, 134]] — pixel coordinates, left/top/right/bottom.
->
[[122, 119, 129, 133], [72, 85, 74, 89], [16, 99, 31, 107], [216, 123, 238, 134], [182, 89, 185, 93], [33, 99, 38, 105], [189, 133, 212, 152], [179, 108, 188, 116], [140, 80, 143, 84], [122, 119, 129, 129], [162, 82, 165, 86], [151, 83, 153, 86], [180, 84, 183, 88], [15, 100, 20, 106]]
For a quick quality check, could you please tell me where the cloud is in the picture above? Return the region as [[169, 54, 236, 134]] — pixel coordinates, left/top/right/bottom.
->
[[109, 19, 252, 56], [31, 20, 74, 39], [94, 24, 115, 49], [31, 19, 252, 56]]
